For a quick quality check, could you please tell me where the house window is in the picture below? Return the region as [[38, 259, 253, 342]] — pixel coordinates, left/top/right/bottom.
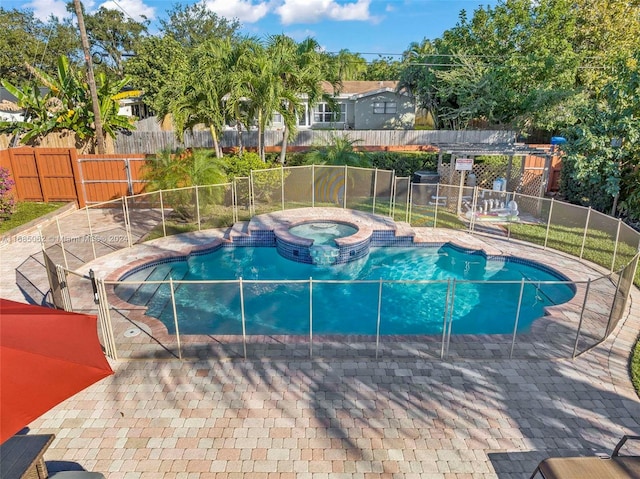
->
[[314, 103, 346, 123], [373, 102, 397, 114], [273, 112, 283, 124]]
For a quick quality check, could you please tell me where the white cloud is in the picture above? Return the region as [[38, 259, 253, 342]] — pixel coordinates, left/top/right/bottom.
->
[[276, 0, 374, 24], [204, 0, 272, 23], [98, 0, 156, 21], [385, 4, 395, 12], [23, 0, 72, 21]]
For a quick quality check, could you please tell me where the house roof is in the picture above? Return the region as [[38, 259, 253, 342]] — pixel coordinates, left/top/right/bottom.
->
[[321, 81, 400, 96]]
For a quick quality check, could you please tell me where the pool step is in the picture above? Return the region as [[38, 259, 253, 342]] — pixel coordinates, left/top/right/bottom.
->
[[226, 221, 251, 241]]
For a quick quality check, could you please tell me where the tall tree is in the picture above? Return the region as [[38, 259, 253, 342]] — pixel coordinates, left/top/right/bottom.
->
[[160, 2, 240, 47], [0, 8, 80, 85], [83, 7, 149, 78]]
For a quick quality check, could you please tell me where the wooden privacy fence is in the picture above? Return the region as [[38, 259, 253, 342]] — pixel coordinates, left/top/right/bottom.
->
[[1, 144, 557, 207], [114, 129, 517, 154], [0, 147, 147, 206]]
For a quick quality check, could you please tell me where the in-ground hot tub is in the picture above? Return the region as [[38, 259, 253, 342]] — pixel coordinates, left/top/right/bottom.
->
[[274, 220, 371, 265]]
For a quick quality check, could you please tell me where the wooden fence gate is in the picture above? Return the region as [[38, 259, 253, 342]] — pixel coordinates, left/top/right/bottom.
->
[[0, 147, 84, 206]]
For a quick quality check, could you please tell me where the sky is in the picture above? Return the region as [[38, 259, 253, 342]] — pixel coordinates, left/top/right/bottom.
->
[[8, 0, 500, 60]]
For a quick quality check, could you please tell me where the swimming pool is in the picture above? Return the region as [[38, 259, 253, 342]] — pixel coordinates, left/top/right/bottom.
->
[[115, 244, 575, 336]]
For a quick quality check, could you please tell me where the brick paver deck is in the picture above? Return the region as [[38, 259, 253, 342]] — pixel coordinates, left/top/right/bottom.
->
[[1, 207, 638, 478]]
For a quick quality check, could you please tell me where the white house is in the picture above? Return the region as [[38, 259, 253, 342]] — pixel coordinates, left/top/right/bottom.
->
[[271, 81, 416, 130]]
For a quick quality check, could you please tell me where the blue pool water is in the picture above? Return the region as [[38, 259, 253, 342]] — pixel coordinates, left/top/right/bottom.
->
[[116, 245, 575, 336], [289, 222, 358, 245]]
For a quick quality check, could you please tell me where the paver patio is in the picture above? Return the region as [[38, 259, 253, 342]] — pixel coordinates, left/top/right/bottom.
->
[[1, 208, 639, 478]]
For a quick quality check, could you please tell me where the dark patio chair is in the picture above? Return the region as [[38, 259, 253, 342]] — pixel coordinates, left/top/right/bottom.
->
[[529, 435, 640, 479]]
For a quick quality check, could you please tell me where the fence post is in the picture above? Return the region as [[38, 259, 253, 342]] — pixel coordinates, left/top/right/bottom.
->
[[123, 196, 133, 247], [309, 277, 313, 358], [281, 167, 285, 211], [375, 278, 383, 359], [469, 186, 478, 233], [444, 279, 457, 359], [343, 165, 348, 209], [232, 180, 238, 223], [572, 279, 591, 358], [159, 190, 167, 237], [239, 278, 247, 359], [434, 183, 439, 228], [195, 186, 201, 231], [96, 277, 118, 360], [372, 168, 378, 215], [389, 170, 395, 217], [580, 207, 591, 260], [312, 164, 315, 208], [543, 197, 554, 250], [85, 207, 97, 259], [55, 217, 69, 270], [509, 279, 526, 359], [249, 171, 255, 217], [169, 277, 182, 360], [408, 182, 413, 225], [55, 264, 73, 311], [611, 219, 621, 272], [440, 279, 451, 359]]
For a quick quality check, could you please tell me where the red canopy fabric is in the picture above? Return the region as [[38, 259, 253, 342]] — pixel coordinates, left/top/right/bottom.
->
[[0, 299, 114, 444]]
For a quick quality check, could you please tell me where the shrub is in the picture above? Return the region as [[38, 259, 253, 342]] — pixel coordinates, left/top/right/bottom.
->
[[0, 167, 16, 220]]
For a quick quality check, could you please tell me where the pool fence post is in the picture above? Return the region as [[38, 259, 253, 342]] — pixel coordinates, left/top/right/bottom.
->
[[611, 219, 622, 272], [389, 171, 395, 218], [239, 278, 247, 359], [544, 197, 554, 250], [311, 164, 315, 208], [309, 277, 313, 358], [169, 277, 182, 360], [85, 206, 97, 260], [343, 165, 348, 209], [509, 279, 526, 359], [96, 277, 118, 360], [281, 167, 285, 211], [470, 186, 479, 234], [249, 171, 255, 217], [572, 278, 591, 358], [375, 278, 383, 359], [372, 168, 378, 215], [123, 196, 133, 248], [408, 181, 413, 225], [580, 207, 591, 260], [232, 180, 238, 223], [434, 183, 439, 228], [55, 217, 69, 270], [195, 186, 201, 231], [159, 190, 167, 237], [440, 279, 451, 359], [445, 279, 457, 358]]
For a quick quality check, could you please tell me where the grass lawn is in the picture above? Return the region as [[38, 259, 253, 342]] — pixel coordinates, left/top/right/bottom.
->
[[632, 337, 640, 398], [0, 202, 67, 234]]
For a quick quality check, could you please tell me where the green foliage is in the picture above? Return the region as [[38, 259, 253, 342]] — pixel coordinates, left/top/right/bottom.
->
[[305, 134, 372, 167], [0, 8, 80, 85], [222, 152, 278, 178], [632, 336, 640, 398], [0, 56, 135, 147], [369, 152, 437, 177], [83, 7, 149, 78], [142, 148, 227, 191], [561, 52, 640, 220], [160, 3, 240, 47]]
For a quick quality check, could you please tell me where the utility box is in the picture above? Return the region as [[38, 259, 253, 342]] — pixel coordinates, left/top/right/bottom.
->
[[412, 171, 440, 184]]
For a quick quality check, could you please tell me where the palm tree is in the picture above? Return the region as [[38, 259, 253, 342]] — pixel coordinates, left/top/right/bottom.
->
[[160, 38, 232, 158], [306, 133, 371, 167]]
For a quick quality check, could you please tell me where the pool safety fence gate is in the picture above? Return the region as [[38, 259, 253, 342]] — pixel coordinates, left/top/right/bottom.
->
[[26, 164, 640, 360]]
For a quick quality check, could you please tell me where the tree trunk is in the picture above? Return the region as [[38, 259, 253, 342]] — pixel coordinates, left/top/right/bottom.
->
[[209, 124, 222, 158], [280, 125, 289, 165], [236, 120, 244, 156], [258, 110, 265, 162]]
